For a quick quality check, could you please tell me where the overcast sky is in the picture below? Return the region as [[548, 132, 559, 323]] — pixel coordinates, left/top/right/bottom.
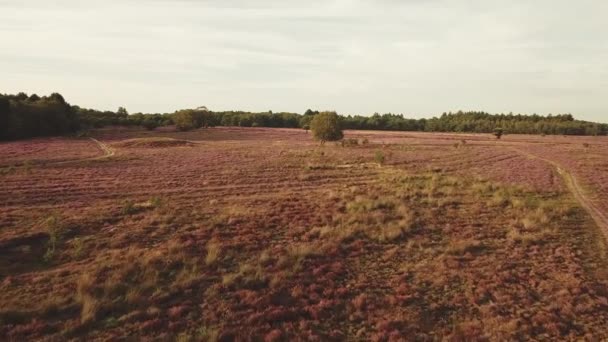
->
[[1, 0, 607, 122]]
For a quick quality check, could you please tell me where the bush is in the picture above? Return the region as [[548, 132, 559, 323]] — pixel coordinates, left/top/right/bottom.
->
[[142, 118, 158, 131], [341, 138, 359, 147], [121, 200, 137, 215], [310, 111, 343, 144], [375, 150, 385, 165], [173, 110, 199, 131], [43, 214, 64, 262], [493, 128, 504, 140]]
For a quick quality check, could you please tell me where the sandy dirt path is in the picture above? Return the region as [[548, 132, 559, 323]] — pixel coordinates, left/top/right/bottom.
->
[[512, 147, 608, 241], [88, 137, 114, 158], [48, 137, 115, 165]]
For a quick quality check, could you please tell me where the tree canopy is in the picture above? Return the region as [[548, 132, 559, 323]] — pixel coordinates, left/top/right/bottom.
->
[[1, 92, 606, 141], [0, 92, 78, 140], [310, 111, 344, 143]]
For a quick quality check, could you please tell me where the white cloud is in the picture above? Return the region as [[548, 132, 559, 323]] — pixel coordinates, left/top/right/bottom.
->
[[0, 0, 606, 121]]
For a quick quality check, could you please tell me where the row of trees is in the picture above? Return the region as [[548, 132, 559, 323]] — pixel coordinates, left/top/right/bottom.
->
[[75, 106, 173, 130], [340, 111, 607, 136], [422, 112, 606, 136], [1, 92, 606, 141], [0, 93, 78, 140]]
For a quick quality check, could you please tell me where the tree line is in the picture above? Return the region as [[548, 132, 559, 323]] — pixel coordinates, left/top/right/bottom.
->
[[1, 92, 606, 141], [0, 92, 78, 140]]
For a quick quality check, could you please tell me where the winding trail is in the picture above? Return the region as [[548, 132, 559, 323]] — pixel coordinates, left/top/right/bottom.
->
[[512, 147, 608, 241], [89, 137, 114, 159], [51, 137, 115, 165]]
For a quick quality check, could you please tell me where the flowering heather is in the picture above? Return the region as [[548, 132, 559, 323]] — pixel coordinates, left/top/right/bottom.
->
[[1, 127, 607, 340]]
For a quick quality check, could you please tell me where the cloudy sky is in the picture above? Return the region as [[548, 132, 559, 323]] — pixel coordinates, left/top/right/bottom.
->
[[1, 0, 607, 121]]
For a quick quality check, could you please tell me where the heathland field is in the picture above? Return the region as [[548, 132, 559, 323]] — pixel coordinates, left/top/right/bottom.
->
[[1, 127, 608, 340]]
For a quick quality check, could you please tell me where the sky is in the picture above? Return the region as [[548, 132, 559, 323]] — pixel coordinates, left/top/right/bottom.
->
[[1, 0, 607, 122]]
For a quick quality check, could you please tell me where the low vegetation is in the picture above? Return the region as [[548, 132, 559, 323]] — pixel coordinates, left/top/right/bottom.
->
[[1, 127, 607, 340]]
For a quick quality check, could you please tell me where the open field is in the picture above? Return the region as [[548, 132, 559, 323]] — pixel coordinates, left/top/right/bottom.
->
[[1, 127, 608, 340]]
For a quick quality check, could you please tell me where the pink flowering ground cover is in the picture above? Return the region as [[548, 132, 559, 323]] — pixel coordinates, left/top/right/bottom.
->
[[1, 127, 607, 340]]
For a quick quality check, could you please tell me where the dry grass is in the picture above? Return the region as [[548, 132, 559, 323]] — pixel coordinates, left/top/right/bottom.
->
[[1, 127, 608, 340], [205, 239, 221, 266]]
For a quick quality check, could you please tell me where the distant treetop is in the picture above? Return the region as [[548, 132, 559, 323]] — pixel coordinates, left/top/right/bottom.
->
[[1, 92, 606, 141]]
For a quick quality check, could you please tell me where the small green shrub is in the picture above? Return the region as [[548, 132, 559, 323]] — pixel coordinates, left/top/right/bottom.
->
[[72, 238, 85, 258], [142, 118, 159, 131], [493, 128, 504, 139], [121, 200, 137, 215], [43, 214, 64, 262], [374, 150, 385, 165], [149, 196, 162, 207], [341, 138, 359, 147]]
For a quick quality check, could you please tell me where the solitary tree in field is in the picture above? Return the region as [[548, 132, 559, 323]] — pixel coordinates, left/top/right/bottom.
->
[[310, 111, 343, 144], [493, 128, 504, 139], [173, 110, 198, 131]]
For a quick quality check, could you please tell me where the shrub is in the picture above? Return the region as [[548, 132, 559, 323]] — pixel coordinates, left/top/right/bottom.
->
[[121, 200, 137, 215], [72, 237, 85, 258], [149, 196, 162, 207], [374, 150, 385, 165], [493, 128, 504, 139], [43, 214, 64, 262], [173, 110, 199, 131], [310, 111, 343, 144], [142, 118, 158, 131], [341, 138, 359, 147]]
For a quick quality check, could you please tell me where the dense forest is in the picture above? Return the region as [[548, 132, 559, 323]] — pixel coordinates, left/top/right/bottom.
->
[[0, 93, 79, 140], [1, 92, 606, 140]]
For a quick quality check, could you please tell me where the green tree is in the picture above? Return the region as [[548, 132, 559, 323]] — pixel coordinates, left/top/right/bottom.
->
[[173, 110, 199, 131], [493, 127, 504, 139], [117, 106, 128, 116], [310, 111, 343, 144], [0, 96, 10, 140], [28, 94, 41, 102], [142, 117, 159, 130]]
